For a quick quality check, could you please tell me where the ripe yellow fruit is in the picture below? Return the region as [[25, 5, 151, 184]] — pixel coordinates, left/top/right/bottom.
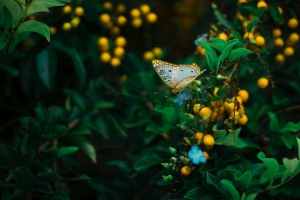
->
[[213, 87, 219, 96], [195, 132, 204, 140], [238, 114, 248, 125], [257, 1, 267, 8], [288, 18, 298, 29], [181, 166, 191, 176], [115, 36, 126, 47], [143, 51, 155, 61], [243, 32, 254, 40], [114, 47, 125, 57], [199, 107, 213, 118], [62, 22, 71, 31], [103, 2, 113, 10], [71, 17, 81, 28], [116, 4, 126, 13], [63, 5, 72, 14], [213, 106, 225, 114], [274, 38, 284, 47], [277, 6, 283, 15], [130, 8, 141, 18], [140, 4, 151, 15], [197, 46, 205, 56], [288, 33, 299, 44], [97, 37, 109, 47], [99, 13, 111, 24], [193, 104, 201, 114], [203, 151, 210, 159], [74, 6, 84, 16], [283, 47, 294, 57], [120, 74, 127, 82], [152, 47, 163, 57], [275, 53, 285, 63], [116, 15, 127, 26], [100, 52, 111, 63], [223, 102, 235, 112], [131, 18, 142, 28], [255, 36, 265, 46], [232, 96, 243, 105], [257, 77, 268, 89], [110, 57, 121, 68], [238, 90, 249, 102], [146, 13, 158, 23], [211, 100, 223, 108], [219, 32, 228, 41], [237, 0, 247, 5], [50, 26, 57, 35], [242, 20, 250, 28], [203, 134, 215, 148], [272, 28, 281, 38], [111, 26, 120, 35]]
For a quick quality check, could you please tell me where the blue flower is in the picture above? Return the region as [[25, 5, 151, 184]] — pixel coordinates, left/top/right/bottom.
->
[[173, 89, 190, 105], [194, 33, 208, 47], [188, 146, 207, 164]]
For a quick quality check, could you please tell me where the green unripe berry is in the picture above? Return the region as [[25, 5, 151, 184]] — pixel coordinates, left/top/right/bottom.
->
[[169, 147, 177, 154]]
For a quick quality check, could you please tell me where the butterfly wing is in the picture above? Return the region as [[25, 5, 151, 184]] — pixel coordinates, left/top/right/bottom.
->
[[173, 63, 201, 92], [152, 60, 178, 89]]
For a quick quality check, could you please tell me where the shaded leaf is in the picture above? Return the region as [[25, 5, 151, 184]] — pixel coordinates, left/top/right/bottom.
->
[[16, 20, 50, 42]]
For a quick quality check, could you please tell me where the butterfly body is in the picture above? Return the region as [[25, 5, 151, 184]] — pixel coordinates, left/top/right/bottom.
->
[[152, 59, 202, 93]]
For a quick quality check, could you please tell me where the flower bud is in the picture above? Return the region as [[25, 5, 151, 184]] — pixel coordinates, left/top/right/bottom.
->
[[169, 147, 177, 154], [216, 74, 225, 80]]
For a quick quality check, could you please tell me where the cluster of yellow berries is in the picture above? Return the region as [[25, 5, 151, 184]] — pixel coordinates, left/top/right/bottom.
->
[[143, 47, 163, 61], [60, 5, 84, 32], [193, 88, 249, 125], [130, 4, 158, 28], [98, 36, 126, 67]]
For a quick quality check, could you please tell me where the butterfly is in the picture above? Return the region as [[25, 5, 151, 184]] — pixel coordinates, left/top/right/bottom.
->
[[152, 59, 203, 93]]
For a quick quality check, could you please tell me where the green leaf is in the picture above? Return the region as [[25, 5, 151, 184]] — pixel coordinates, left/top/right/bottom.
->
[[244, 6, 266, 18], [0, 63, 19, 76], [280, 170, 291, 183], [108, 113, 127, 137], [212, 4, 232, 29], [297, 137, 300, 160], [9, 166, 34, 191], [257, 152, 279, 180], [246, 17, 260, 33], [0, 36, 9, 50], [184, 187, 207, 199], [282, 121, 300, 132], [16, 20, 50, 42], [231, 30, 242, 42], [0, 0, 22, 27], [134, 154, 163, 171], [220, 179, 240, 200], [32, 0, 65, 8], [267, 112, 279, 132], [36, 48, 57, 90], [95, 101, 115, 109], [204, 50, 215, 71], [279, 132, 293, 149], [283, 157, 299, 174], [2, 189, 26, 200], [228, 48, 253, 63], [198, 40, 217, 58], [26, 2, 49, 16], [269, 0, 283, 23], [68, 136, 96, 163], [57, 146, 79, 158], [155, 106, 176, 123], [236, 170, 252, 190], [212, 124, 226, 139], [41, 190, 70, 200], [0, 143, 19, 165]]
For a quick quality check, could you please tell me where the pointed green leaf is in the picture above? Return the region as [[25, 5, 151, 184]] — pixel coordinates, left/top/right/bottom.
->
[[32, 0, 65, 8], [246, 17, 260, 32], [229, 48, 253, 63], [283, 157, 299, 174], [269, 0, 283, 23], [0, 0, 22, 27], [220, 179, 240, 200], [231, 30, 242, 41], [68, 136, 96, 163], [281, 170, 291, 183], [57, 146, 79, 158], [16, 20, 50, 42], [267, 112, 279, 132], [257, 152, 279, 180], [26, 2, 49, 16], [204, 50, 215, 70]]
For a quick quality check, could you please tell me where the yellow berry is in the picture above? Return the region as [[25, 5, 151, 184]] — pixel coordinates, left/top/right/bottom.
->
[[130, 8, 141, 18], [103, 2, 113, 10], [120, 74, 127, 82], [28, 15, 36, 20], [275, 53, 285, 63], [110, 57, 121, 68], [288, 33, 299, 43], [203, 151, 210, 159], [193, 104, 201, 114], [277, 6, 283, 15], [74, 6, 84, 16], [62, 22, 71, 31], [99, 13, 111, 24], [229, 111, 240, 119], [213, 87, 219, 96], [146, 13, 158, 23], [116, 4, 126, 13], [181, 166, 191, 176], [111, 26, 120, 35], [257, 1, 267, 9], [288, 18, 298, 29], [97, 37, 109, 47], [131, 18, 142, 28], [243, 32, 254, 40], [238, 114, 248, 125], [116, 15, 127, 26], [219, 32, 228, 41], [255, 36, 265, 46], [197, 46, 205, 56], [203, 134, 215, 148], [232, 96, 243, 105], [63, 5, 72, 14], [257, 77, 268, 89], [214, 106, 225, 114], [195, 132, 204, 140], [140, 4, 151, 15], [283, 47, 294, 57], [114, 47, 125, 57], [115, 36, 126, 47], [272, 28, 281, 38], [50, 26, 57, 35], [70, 17, 81, 28], [211, 100, 223, 108], [152, 47, 163, 57], [242, 20, 250, 28], [238, 90, 249, 102], [199, 107, 213, 118], [274, 38, 284, 47], [223, 102, 235, 112], [100, 52, 111, 63], [143, 51, 155, 61], [237, 0, 247, 5]]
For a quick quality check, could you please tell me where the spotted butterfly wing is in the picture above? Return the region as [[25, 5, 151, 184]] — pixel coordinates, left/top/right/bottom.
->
[[152, 60, 202, 93]]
